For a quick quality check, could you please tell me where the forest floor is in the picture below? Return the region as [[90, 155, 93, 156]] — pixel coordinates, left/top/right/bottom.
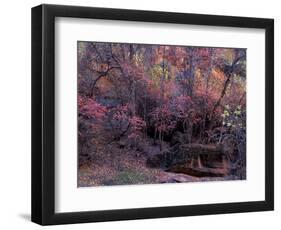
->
[[78, 138, 238, 187]]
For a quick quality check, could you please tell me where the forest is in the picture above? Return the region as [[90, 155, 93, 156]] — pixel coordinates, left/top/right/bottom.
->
[[78, 41, 246, 186]]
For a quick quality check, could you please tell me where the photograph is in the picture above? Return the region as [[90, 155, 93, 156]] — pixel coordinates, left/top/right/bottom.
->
[[77, 41, 247, 187], [30, 3, 274, 225]]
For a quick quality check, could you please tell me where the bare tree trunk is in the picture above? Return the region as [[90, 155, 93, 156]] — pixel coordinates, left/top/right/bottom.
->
[[154, 128, 157, 145], [159, 46, 166, 151], [211, 75, 231, 117], [160, 46, 165, 106], [201, 48, 213, 142], [143, 87, 147, 138], [159, 130, 162, 151], [239, 92, 246, 105], [187, 47, 196, 97]]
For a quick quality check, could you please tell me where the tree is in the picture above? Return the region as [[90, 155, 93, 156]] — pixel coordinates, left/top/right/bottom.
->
[[78, 95, 107, 165], [78, 41, 246, 173], [150, 105, 176, 150]]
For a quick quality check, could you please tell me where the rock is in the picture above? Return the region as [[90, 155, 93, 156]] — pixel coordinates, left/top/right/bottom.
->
[[146, 154, 166, 168], [171, 131, 189, 146], [179, 143, 223, 156], [146, 143, 230, 177], [166, 164, 227, 177], [159, 178, 178, 183], [170, 175, 195, 182]]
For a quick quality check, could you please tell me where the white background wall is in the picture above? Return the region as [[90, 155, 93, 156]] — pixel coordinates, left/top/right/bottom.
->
[[0, 0, 279, 228]]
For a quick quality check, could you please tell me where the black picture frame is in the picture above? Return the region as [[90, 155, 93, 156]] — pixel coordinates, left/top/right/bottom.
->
[[31, 4, 274, 225]]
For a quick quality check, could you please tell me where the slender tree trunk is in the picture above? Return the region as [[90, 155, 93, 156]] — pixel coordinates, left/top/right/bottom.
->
[[188, 47, 195, 97], [239, 92, 246, 105], [212, 75, 231, 117], [143, 87, 147, 138], [201, 48, 213, 142], [160, 46, 165, 105], [158, 46, 166, 150], [129, 44, 138, 149], [159, 131, 162, 151], [154, 128, 157, 145]]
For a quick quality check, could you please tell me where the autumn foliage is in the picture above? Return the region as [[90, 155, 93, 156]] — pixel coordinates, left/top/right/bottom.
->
[[78, 41, 246, 185]]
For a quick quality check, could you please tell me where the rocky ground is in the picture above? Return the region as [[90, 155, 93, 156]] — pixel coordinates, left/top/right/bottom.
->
[[78, 139, 240, 187]]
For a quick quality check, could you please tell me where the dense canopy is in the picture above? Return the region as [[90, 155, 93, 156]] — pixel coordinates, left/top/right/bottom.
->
[[78, 41, 246, 186]]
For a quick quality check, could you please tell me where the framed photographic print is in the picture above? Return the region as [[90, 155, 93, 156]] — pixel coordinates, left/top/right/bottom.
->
[[31, 4, 274, 225]]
